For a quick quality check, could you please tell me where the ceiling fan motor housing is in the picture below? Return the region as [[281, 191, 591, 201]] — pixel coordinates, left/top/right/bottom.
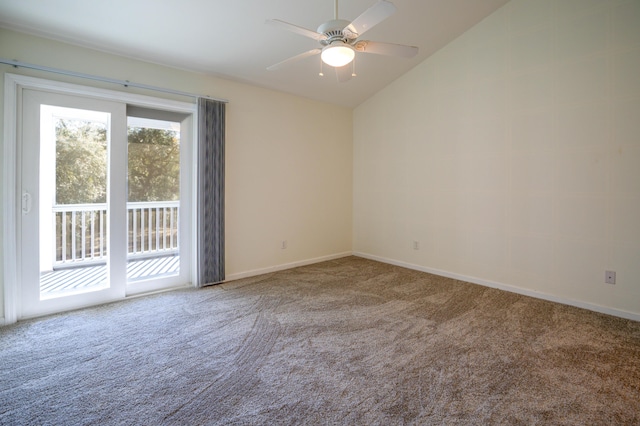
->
[[317, 19, 353, 45]]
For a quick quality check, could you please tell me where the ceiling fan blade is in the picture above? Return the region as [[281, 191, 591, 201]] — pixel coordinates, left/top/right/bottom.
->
[[267, 49, 322, 71], [343, 0, 397, 39], [335, 64, 353, 83], [266, 19, 327, 41], [355, 40, 418, 58]]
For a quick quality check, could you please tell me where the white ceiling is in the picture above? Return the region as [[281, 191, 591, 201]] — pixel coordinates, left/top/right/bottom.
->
[[0, 0, 509, 108]]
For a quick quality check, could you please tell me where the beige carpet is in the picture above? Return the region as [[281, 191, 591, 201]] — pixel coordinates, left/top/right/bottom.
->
[[1, 256, 639, 424]]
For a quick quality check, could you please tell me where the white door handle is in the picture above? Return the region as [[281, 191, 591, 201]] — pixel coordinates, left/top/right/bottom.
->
[[22, 191, 32, 215]]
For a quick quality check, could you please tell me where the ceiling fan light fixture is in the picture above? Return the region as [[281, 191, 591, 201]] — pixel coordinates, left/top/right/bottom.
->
[[321, 42, 355, 67]]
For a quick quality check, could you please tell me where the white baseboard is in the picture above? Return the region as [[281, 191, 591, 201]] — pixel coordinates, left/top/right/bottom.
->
[[225, 252, 353, 282], [353, 252, 640, 322]]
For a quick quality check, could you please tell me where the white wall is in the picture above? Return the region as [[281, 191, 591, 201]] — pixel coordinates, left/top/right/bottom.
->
[[354, 0, 640, 319], [3, 0, 639, 323], [0, 29, 353, 321]]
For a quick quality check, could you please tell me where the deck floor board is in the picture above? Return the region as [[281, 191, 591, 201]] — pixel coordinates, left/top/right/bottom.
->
[[40, 256, 180, 295]]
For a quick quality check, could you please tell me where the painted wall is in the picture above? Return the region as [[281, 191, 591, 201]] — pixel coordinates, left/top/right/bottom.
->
[[354, 0, 640, 318], [0, 28, 353, 321]]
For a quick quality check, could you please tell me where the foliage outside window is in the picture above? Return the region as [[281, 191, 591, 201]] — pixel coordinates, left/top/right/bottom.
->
[[55, 119, 180, 204], [127, 126, 180, 202]]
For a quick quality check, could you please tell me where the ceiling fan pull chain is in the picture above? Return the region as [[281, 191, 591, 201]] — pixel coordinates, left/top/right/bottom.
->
[[319, 57, 324, 77]]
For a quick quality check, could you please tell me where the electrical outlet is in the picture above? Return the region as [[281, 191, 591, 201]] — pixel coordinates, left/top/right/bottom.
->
[[413, 240, 420, 250], [605, 271, 616, 285], [281, 240, 287, 250]]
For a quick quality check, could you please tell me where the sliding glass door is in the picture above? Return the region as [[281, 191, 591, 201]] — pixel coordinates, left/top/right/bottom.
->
[[19, 88, 192, 318]]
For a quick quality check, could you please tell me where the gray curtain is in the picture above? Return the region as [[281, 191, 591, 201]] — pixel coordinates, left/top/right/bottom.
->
[[197, 98, 225, 287]]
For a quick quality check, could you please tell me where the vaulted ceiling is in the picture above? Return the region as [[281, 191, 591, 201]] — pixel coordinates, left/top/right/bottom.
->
[[0, 0, 509, 107]]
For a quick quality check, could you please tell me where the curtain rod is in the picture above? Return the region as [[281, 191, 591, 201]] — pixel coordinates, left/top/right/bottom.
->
[[0, 57, 228, 103]]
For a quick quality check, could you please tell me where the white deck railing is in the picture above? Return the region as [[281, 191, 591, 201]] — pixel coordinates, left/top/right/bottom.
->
[[127, 201, 179, 259], [53, 201, 179, 267]]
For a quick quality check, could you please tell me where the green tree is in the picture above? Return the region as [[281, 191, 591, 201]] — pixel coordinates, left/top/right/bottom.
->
[[55, 121, 180, 205], [127, 127, 180, 202], [55, 119, 107, 204]]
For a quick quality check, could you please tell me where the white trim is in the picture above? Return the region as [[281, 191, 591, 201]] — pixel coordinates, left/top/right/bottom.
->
[[2, 73, 197, 325], [5, 74, 197, 113], [224, 252, 353, 282], [353, 252, 640, 322], [3, 74, 20, 324]]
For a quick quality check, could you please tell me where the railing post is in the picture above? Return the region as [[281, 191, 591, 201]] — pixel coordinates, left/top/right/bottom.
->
[[71, 211, 77, 262], [61, 212, 67, 262], [81, 211, 86, 260], [132, 207, 137, 253], [155, 207, 160, 252], [170, 206, 175, 250], [90, 211, 95, 259], [100, 209, 104, 258]]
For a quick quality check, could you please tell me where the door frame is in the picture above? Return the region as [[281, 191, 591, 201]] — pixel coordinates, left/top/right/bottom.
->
[[3, 73, 198, 324]]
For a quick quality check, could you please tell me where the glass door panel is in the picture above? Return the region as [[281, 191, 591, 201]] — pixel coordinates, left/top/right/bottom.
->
[[126, 116, 182, 288], [20, 89, 127, 318], [41, 106, 110, 298]]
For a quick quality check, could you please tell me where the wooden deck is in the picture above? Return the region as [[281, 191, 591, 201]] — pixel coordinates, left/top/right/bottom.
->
[[40, 255, 180, 295]]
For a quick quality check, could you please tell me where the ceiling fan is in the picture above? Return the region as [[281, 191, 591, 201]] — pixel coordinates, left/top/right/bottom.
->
[[266, 0, 418, 82]]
